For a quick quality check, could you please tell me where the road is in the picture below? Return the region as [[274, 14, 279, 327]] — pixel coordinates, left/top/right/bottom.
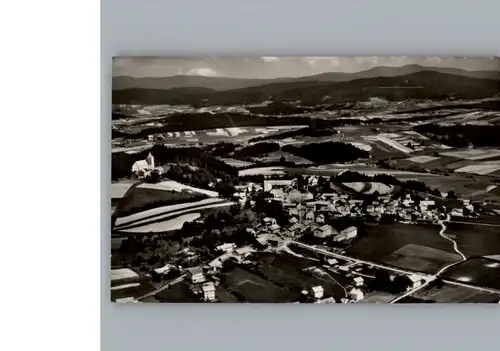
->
[[134, 274, 187, 302], [390, 215, 467, 304]]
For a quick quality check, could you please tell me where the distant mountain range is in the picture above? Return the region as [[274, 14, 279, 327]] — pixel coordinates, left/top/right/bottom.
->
[[112, 70, 500, 106], [113, 64, 500, 92]]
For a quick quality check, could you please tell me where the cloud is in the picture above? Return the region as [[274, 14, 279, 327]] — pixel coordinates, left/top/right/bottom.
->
[[186, 68, 219, 77]]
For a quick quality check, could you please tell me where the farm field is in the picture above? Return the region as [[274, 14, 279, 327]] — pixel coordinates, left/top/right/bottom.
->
[[117, 213, 202, 233], [110, 279, 156, 302], [254, 151, 313, 165], [346, 223, 462, 274], [111, 179, 138, 199], [382, 243, 460, 274], [115, 197, 224, 227], [358, 291, 398, 303], [113, 186, 208, 219], [406, 155, 440, 164], [154, 281, 201, 303], [115, 200, 235, 232], [443, 222, 500, 257], [410, 282, 500, 303], [217, 158, 254, 168], [221, 266, 295, 303], [239, 166, 286, 177], [343, 182, 395, 195], [137, 180, 219, 197], [440, 149, 500, 161], [439, 257, 500, 289], [455, 164, 500, 175]]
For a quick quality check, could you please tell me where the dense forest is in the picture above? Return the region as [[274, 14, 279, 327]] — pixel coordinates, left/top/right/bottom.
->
[[414, 124, 500, 147], [282, 142, 370, 163]]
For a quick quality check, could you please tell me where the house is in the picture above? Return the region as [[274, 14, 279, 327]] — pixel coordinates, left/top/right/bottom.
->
[[270, 188, 285, 201], [287, 189, 303, 203], [408, 274, 424, 289], [420, 200, 435, 207], [353, 276, 364, 287], [316, 214, 325, 224], [305, 211, 315, 222], [338, 265, 349, 272], [202, 282, 216, 301], [154, 264, 176, 275], [340, 226, 357, 239], [289, 217, 299, 225], [263, 179, 293, 192], [269, 223, 281, 232], [314, 224, 334, 238], [235, 246, 254, 259], [450, 208, 464, 217], [187, 267, 205, 284], [366, 205, 374, 213], [327, 258, 339, 266], [302, 192, 314, 202], [289, 207, 299, 216], [263, 217, 277, 226], [349, 288, 364, 301], [216, 243, 236, 253], [311, 286, 324, 299]]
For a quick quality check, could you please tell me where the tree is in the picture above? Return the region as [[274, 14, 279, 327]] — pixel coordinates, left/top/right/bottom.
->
[[392, 275, 413, 294], [447, 190, 458, 199], [280, 155, 286, 163]]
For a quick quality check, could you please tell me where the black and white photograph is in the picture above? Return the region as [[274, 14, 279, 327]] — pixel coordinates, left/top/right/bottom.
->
[[111, 56, 500, 304]]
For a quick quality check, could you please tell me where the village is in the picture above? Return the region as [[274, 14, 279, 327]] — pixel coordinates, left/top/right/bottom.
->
[[111, 173, 484, 304]]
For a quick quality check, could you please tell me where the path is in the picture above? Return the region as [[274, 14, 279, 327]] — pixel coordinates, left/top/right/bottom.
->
[[390, 215, 467, 303]]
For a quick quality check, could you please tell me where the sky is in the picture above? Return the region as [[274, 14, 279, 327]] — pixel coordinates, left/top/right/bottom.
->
[[113, 56, 500, 79]]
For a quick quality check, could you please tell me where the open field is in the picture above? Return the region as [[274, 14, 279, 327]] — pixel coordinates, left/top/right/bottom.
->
[[382, 243, 460, 273], [439, 257, 500, 289], [115, 200, 235, 232], [137, 180, 219, 197], [441, 149, 500, 160], [444, 222, 500, 257], [111, 179, 138, 199], [114, 187, 209, 220], [358, 291, 398, 303], [239, 166, 286, 176], [110, 279, 156, 302], [343, 182, 395, 195], [117, 213, 202, 233], [346, 223, 462, 274], [222, 266, 294, 303], [217, 158, 254, 168], [455, 164, 500, 175], [254, 151, 313, 165], [115, 197, 224, 227], [406, 155, 441, 164], [154, 281, 201, 303], [410, 282, 500, 303]]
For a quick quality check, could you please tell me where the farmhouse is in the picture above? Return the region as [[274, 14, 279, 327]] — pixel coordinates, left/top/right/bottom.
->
[[311, 286, 324, 299], [187, 267, 205, 284], [216, 243, 236, 253], [264, 179, 293, 192], [408, 274, 425, 289], [353, 277, 364, 287], [340, 226, 357, 239], [314, 224, 334, 238], [316, 214, 325, 224], [202, 282, 216, 301], [327, 258, 339, 266], [235, 246, 254, 260], [263, 217, 277, 226], [349, 288, 364, 302], [305, 211, 315, 222]]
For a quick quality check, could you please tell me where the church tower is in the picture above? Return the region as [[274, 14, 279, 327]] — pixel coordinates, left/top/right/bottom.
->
[[146, 152, 155, 169]]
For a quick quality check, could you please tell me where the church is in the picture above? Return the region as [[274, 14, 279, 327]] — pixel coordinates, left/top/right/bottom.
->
[[131, 152, 163, 178]]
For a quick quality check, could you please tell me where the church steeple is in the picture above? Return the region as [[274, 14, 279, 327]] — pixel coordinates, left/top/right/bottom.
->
[[146, 152, 155, 168]]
